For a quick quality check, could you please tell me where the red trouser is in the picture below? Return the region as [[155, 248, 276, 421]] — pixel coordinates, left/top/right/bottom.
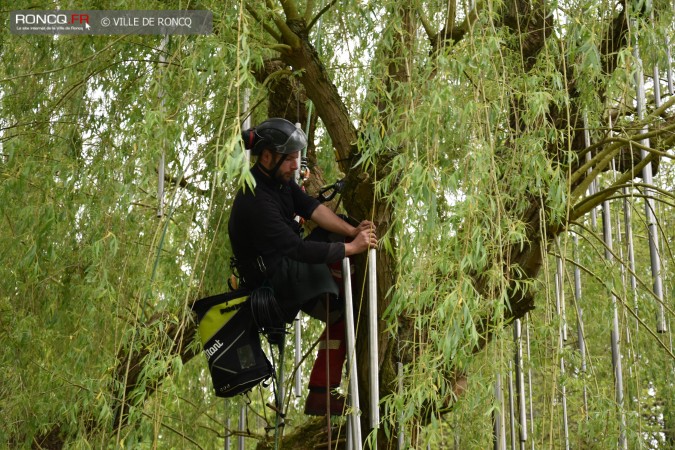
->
[[308, 318, 346, 390]]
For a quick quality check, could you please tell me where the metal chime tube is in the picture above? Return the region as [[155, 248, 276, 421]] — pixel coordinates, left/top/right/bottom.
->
[[608, 111, 640, 342], [650, 9, 662, 108], [293, 315, 302, 397], [623, 190, 639, 337], [582, 115, 598, 229], [507, 362, 516, 450], [368, 248, 380, 429], [513, 319, 527, 447], [612, 160, 636, 384], [293, 122, 304, 398], [225, 417, 231, 450], [572, 234, 589, 416], [157, 34, 169, 218], [397, 362, 404, 450], [554, 251, 570, 450], [559, 341, 570, 450], [525, 319, 535, 450], [667, 30, 674, 95], [493, 374, 506, 450], [633, 31, 667, 333], [342, 257, 362, 450], [238, 405, 245, 450], [602, 195, 628, 450], [556, 250, 568, 342], [346, 417, 353, 450]]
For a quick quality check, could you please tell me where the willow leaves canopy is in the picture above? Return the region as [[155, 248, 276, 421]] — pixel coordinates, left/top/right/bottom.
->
[[1, 0, 674, 448]]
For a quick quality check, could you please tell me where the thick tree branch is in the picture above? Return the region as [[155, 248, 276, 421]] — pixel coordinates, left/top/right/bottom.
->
[[279, 0, 302, 21]]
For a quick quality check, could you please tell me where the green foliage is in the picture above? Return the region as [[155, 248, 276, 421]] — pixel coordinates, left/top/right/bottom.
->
[[1, 0, 674, 448]]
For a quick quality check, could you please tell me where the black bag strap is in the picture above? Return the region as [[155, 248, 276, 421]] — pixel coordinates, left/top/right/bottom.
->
[[191, 289, 250, 321]]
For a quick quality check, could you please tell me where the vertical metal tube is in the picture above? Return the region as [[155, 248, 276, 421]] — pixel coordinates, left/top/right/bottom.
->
[[157, 153, 165, 218], [555, 250, 568, 342], [609, 108, 640, 343], [398, 362, 404, 450], [225, 416, 231, 450], [343, 257, 362, 450], [650, 10, 662, 108], [494, 374, 505, 450], [347, 418, 353, 450], [633, 34, 667, 333], [583, 115, 597, 229], [572, 234, 589, 417], [243, 90, 251, 166], [602, 194, 628, 450], [554, 257, 570, 450], [368, 248, 380, 429], [623, 190, 639, 338], [238, 405, 245, 450], [513, 319, 527, 444], [156, 35, 169, 218], [507, 361, 516, 450], [293, 314, 302, 397], [525, 319, 535, 450], [274, 340, 285, 450], [559, 345, 570, 450], [666, 37, 674, 95], [294, 122, 302, 183]]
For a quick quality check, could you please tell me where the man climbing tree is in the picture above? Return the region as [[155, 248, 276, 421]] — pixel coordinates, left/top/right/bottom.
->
[[229, 117, 378, 415]]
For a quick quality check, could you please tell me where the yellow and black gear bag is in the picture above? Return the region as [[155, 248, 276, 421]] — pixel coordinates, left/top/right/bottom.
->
[[191, 290, 273, 398]]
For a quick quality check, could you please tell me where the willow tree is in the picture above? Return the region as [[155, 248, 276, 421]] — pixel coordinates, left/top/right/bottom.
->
[[1, 0, 674, 448]]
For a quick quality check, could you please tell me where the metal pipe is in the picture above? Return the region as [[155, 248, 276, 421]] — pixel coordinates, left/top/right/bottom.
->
[[608, 108, 640, 344], [238, 405, 245, 450], [572, 234, 589, 417], [342, 257, 362, 450], [368, 248, 380, 429], [582, 115, 597, 229], [667, 36, 674, 95], [560, 347, 570, 450], [513, 319, 527, 444], [525, 319, 535, 450], [633, 35, 667, 333], [554, 255, 570, 450], [623, 189, 639, 338], [346, 418, 353, 450], [602, 191, 627, 450], [225, 416, 231, 450], [243, 90, 251, 166], [493, 374, 506, 450], [507, 362, 516, 450], [556, 250, 568, 342], [156, 35, 169, 218], [293, 313, 302, 397], [398, 362, 404, 450], [650, 9, 662, 108]]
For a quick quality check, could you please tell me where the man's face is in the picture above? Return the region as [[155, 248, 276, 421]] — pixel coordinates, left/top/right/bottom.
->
[[270, 150, 300, 183]]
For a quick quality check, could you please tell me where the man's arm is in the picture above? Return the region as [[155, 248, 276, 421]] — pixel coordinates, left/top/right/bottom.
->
[[310, 204, 357, 236], [309, 204, 377, 256]]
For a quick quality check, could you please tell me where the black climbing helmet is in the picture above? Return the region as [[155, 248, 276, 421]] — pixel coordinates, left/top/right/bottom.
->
[[241, 118, 307, 156]]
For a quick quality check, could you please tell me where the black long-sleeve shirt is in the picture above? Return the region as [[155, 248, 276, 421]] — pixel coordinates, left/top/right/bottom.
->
[[228, 165, 344, 286]]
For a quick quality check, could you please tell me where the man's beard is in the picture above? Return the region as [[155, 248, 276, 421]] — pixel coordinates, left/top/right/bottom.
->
[[274, 170, 292, 184]]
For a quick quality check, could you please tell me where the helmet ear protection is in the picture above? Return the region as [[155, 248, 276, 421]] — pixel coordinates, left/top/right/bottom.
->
[[241, 118, 307, 157], [241, 128, 257, 152]]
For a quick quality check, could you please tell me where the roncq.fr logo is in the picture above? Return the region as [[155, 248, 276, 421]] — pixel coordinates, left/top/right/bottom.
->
[[14, 13, 90, 26]]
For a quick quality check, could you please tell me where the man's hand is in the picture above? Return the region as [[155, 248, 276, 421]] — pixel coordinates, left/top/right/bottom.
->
[[345, 220, 377, 256]]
